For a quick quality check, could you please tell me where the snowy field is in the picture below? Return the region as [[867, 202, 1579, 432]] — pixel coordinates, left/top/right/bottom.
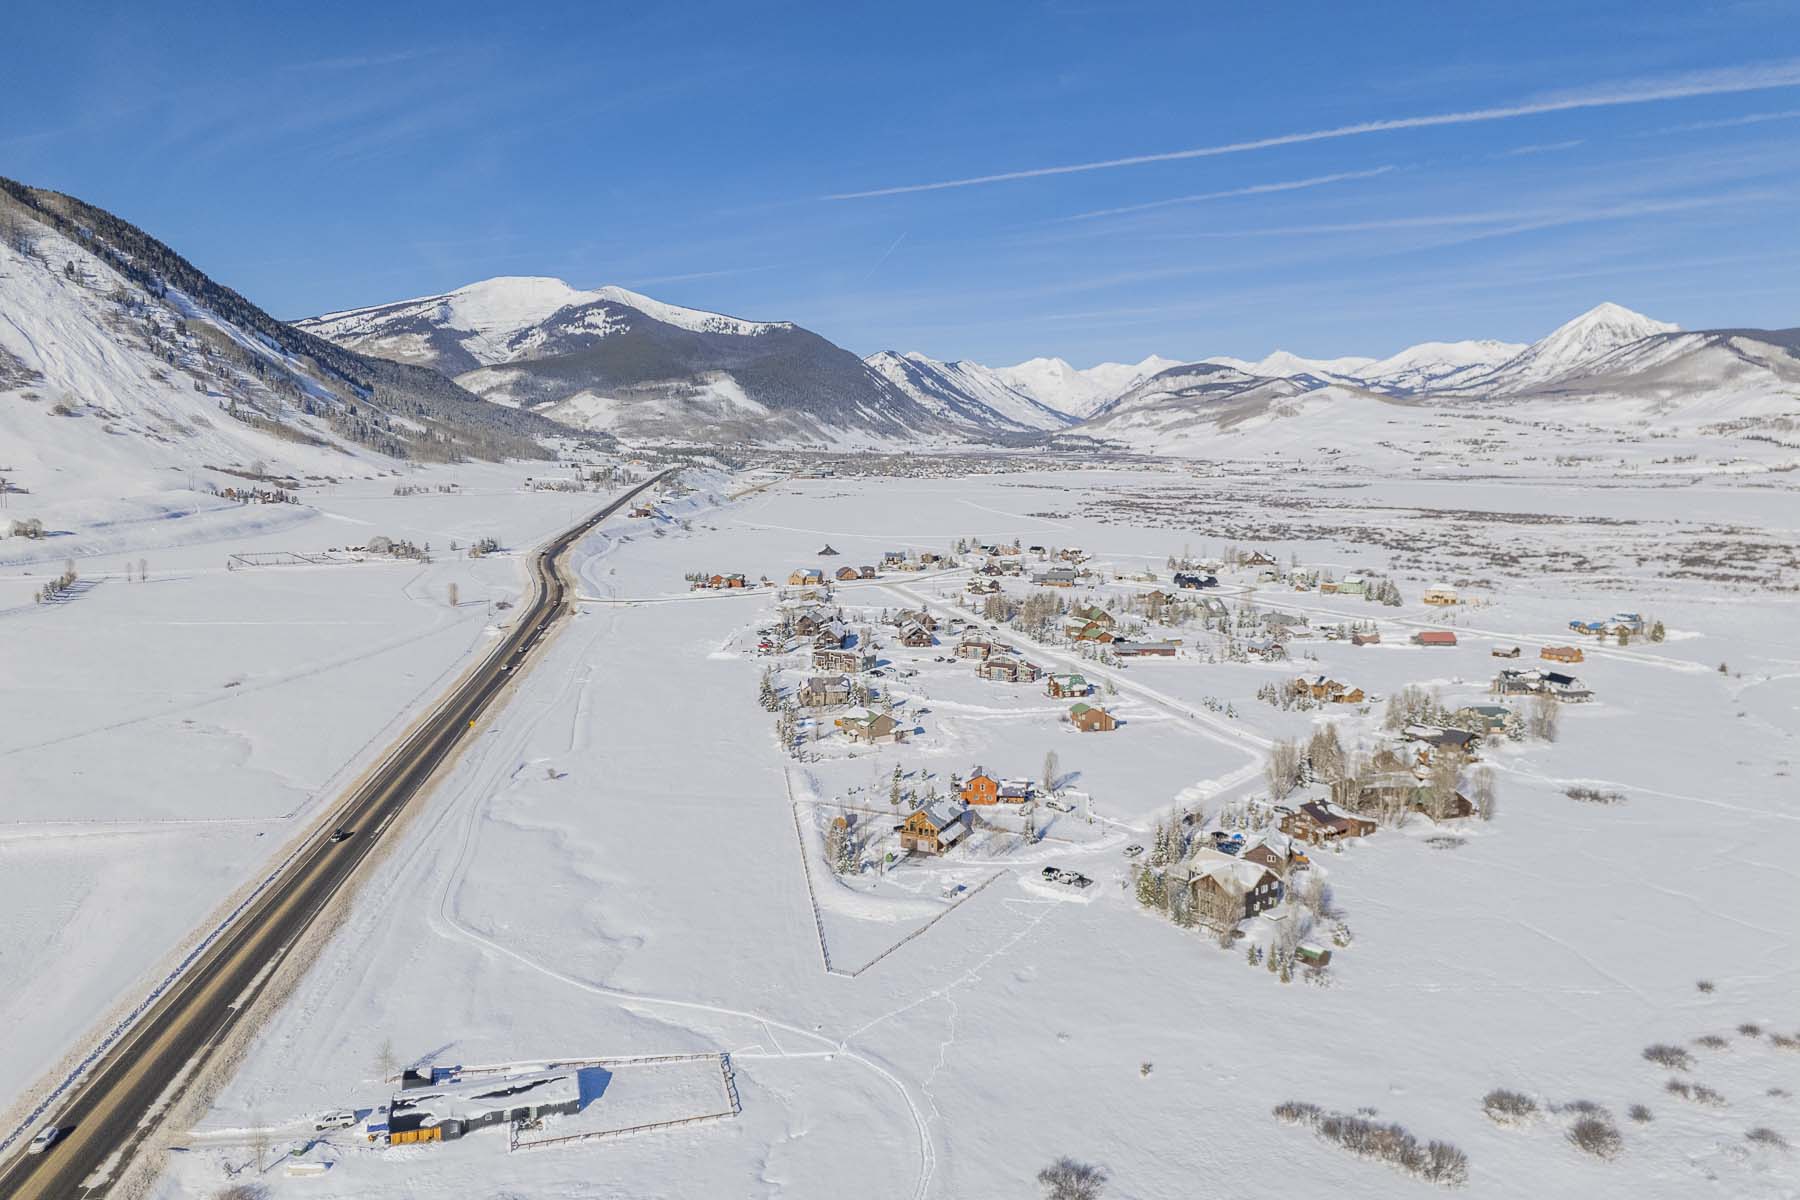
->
[[0, 460, 644, 1127], [140, 464, 1799, 1199]]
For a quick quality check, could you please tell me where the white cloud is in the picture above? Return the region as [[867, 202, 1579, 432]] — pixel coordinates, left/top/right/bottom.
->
[[1051, 166, 1396, 222], [1649, 107, 1800, 133], [826, 58, 1800, 200]]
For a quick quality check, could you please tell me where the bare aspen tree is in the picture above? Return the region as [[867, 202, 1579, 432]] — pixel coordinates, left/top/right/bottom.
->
[[1528, 693, 1560, 741], [1472, 766, 1498, 821], [375, 1037, 399, 1082], [1042, 749, 1060, 793], [1266, 739, 1303, 799], [447, 581, 459, 607]]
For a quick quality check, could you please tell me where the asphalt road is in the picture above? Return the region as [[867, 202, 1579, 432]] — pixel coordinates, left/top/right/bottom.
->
[[0, 474, 666, 1200]]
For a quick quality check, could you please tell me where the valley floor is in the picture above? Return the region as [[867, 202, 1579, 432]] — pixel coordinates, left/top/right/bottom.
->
[[119, 465, 1798, 1199]]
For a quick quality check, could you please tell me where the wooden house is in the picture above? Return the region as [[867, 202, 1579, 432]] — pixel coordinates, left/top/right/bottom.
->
[[1033, 567, 1079, 587], [1455, 704, 1511, 733], [1422, 584, 1459, 606], [813, 648, 874, 674], [1296, 676, 1363, 704], [798, 675, 852, 708], [835, 711, 905, 745], [1350, 628, 1382, 646], [1280, 801, 1376, 844], [960, 772, 1001, 805], [1170, 848, 1283, 930], [1068, 703, 1117, 732], [788, 568, 824, 587], [1492, 645, 1521, 658], [1067, 620, 1117, 644], [835, 566, 860, 582], [1068, 605, 1116, 630], [1046, 673, 1093, 699], [956, 636, 997, 660], [1540, 644, 1585, 664], [897, 621, 935, 648], [897, 799, 969, 855], [1243, 551, 1278, 567], [895, 609, 938, 631], [977, 656, 1041, 683], [1114, 640, 1178, 657], [1412, 630, 1457, 647]]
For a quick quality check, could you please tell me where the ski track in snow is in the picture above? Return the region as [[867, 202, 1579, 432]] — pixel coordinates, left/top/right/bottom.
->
[[409, 601, 942, 1200]]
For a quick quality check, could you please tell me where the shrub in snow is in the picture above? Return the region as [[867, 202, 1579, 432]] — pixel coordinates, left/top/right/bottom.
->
[[1737, 1023, 1763, 1038], [1273, 1100, 1323, 1125], [1643, 1044, 1693, 1070], [1272, 1102, 1469, 1186], [1036, 1157, 1108, 1200], [1567, 1115, 1623, 1160], [1695, 1034, 1728, 1049], [1627, 1105, 1653, 1124], [1665, 1079, 1727, 1107], [1746, 1127, 1789, 1150], [1482, 1089, 1538, 1126]]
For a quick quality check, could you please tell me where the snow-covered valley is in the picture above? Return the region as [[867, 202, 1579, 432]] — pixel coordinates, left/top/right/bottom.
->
[[54, 463, 1785, 1200]]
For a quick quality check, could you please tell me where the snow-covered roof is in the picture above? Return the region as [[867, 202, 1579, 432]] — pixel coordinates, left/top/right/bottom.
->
[[389, 1070, 580, 1129], [1182, 847, 1276, 895]]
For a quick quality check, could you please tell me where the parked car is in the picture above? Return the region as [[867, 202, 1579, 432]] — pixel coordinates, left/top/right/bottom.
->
[[1045, 797, 1074, 813], [26, 1126, 60, 1155], [314, 1110, 358, 1131], [1123, 844, 1144, 858], [942, 883, 968, 900], [1040, 866, 1093, 889]]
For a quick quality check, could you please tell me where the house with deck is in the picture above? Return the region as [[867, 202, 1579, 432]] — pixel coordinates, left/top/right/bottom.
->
[[1280, 800, 1376, 844], [897, 799, 970, 855]]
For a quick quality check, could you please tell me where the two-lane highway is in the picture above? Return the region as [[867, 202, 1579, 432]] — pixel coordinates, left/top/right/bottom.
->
[[0, 473, 666, 1199]]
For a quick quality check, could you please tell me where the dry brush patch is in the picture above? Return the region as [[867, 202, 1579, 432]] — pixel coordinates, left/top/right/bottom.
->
[[1482, 1089, 1539, 1127], [1273, 1101, 1469, 1186], [1643, 1043, 1694, 1070], [1566, 1114, 1624, 1160]]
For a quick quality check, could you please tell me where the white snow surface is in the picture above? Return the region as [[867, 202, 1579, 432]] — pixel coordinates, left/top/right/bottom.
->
[[109, 464, 1800, 1200]]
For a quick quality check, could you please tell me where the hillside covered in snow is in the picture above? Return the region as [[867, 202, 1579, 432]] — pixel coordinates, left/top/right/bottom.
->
[[0, 179, 563, 521]]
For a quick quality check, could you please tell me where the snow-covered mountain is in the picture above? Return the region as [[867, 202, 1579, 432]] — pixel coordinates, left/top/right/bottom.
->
[[985, 355, 1182, 419], [1441, 302, 1680, 395], [1201, 350, 1376, 381], [302, 278, 1007, 445], [864, 352, 1073, 432], [0, 179, 558, 512], [1350, 339, 1527, 394]]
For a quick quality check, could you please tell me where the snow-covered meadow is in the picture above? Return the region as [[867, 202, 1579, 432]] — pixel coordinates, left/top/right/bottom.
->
[[138, 464, 1798, 1199], [0, 461, 636, 1126]]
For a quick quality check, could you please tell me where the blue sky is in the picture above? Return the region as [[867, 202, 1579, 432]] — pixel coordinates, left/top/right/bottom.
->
[[7, 0, 1799, 365]]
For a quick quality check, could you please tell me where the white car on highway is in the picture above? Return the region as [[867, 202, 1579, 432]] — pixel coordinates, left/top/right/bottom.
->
[[26, 1125, 61, 1154]]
